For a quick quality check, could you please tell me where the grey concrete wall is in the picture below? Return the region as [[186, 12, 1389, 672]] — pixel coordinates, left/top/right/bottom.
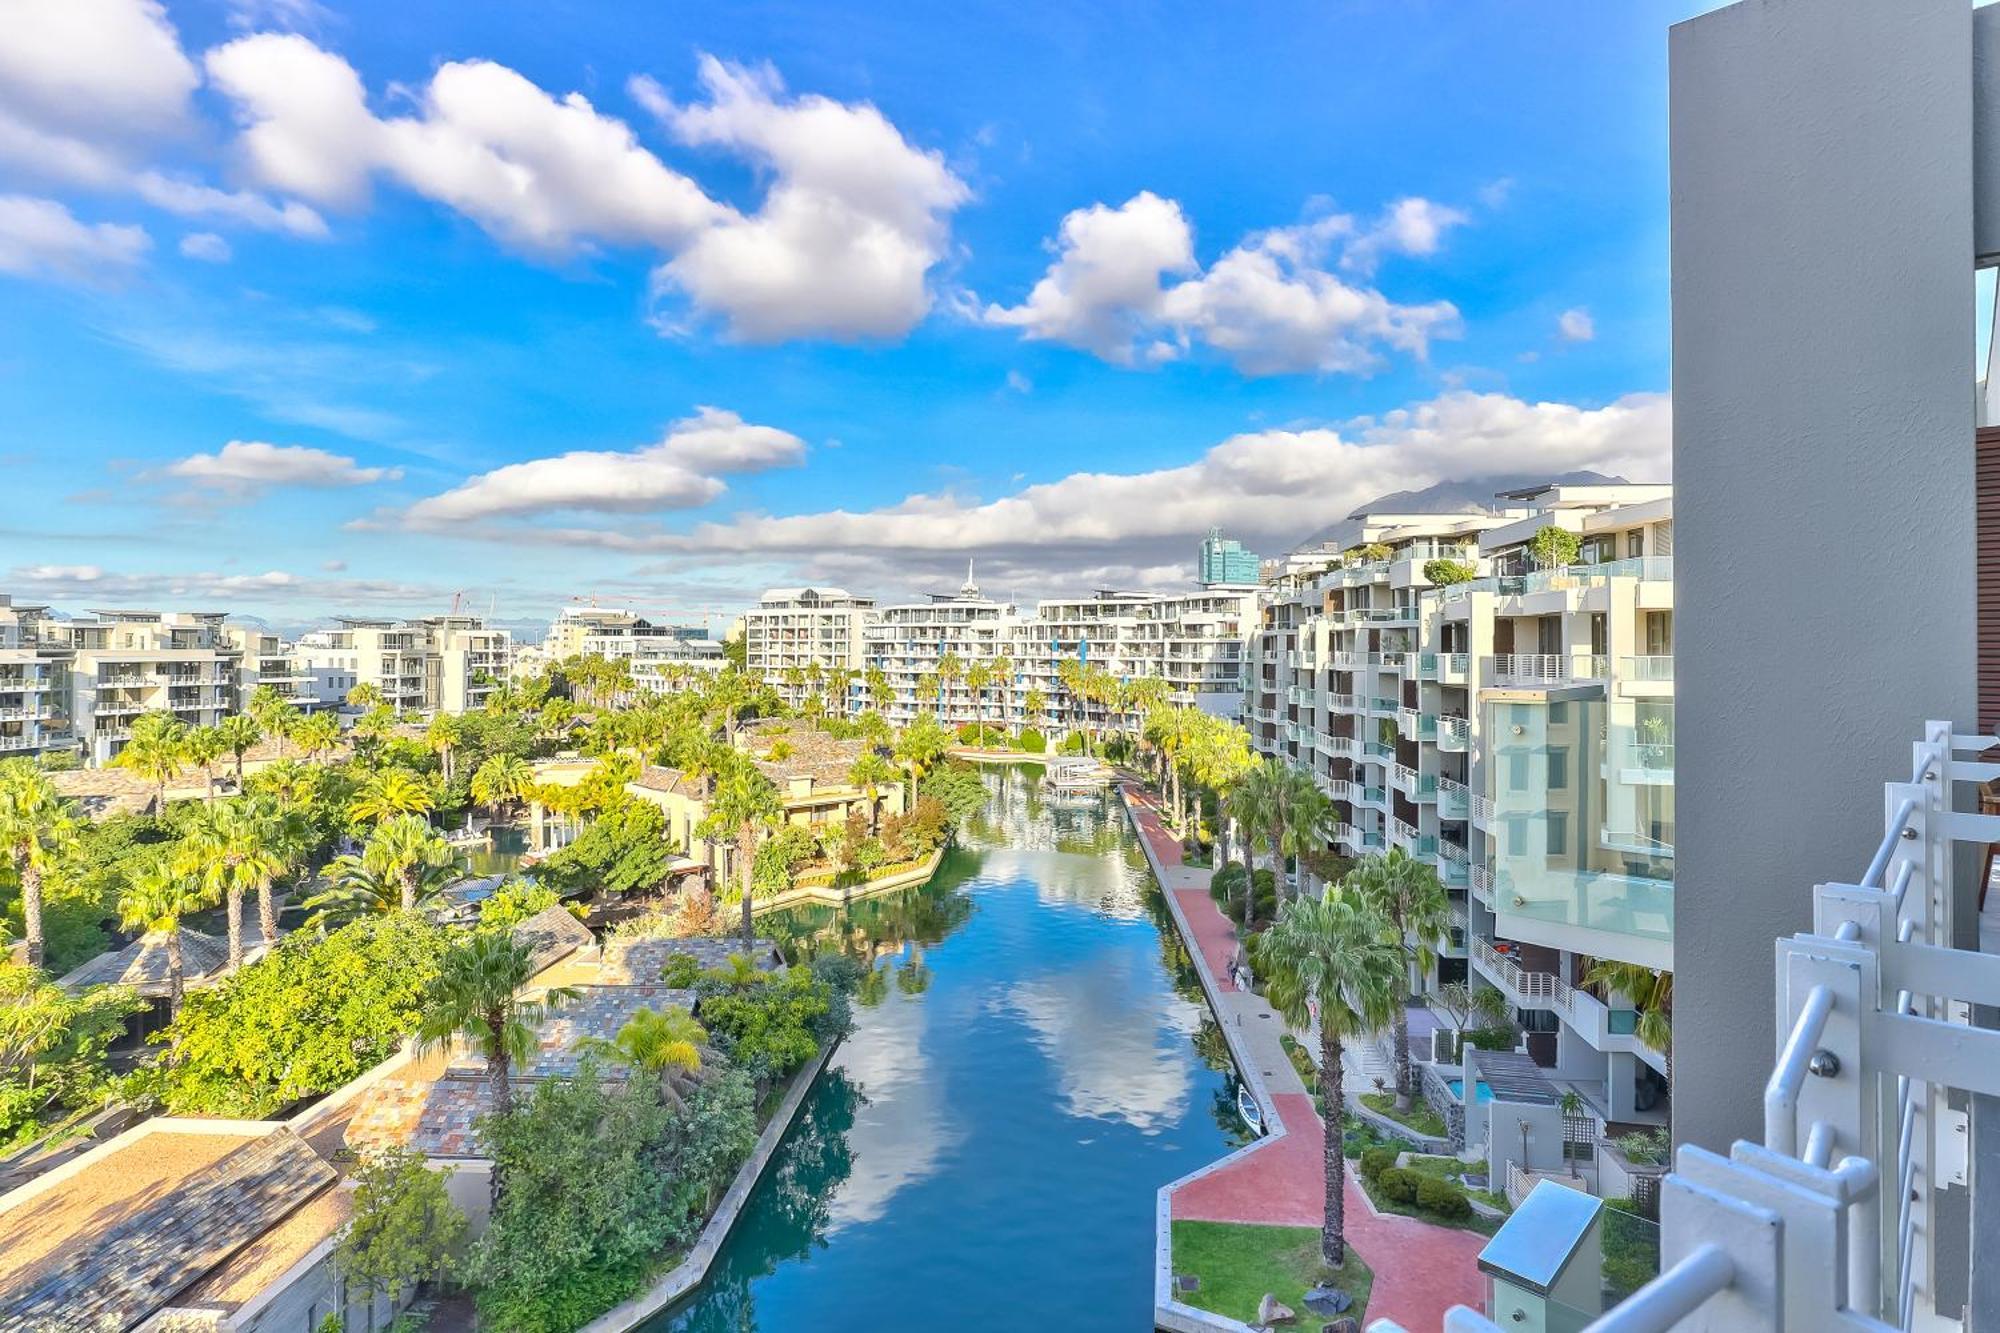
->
[[1669, 0, 1976, 1154]]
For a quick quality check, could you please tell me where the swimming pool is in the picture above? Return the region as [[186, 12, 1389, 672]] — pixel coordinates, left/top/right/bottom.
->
[[1448, 1077, 1495, 1105]]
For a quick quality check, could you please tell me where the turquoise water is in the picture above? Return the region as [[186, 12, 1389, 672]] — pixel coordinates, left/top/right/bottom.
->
[[647, 768, 1245, 1331], [1448, 1078, 1495, 1105], [463, 823, 530, 877]]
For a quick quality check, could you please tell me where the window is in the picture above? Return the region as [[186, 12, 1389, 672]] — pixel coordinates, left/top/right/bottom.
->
[[1627, 530, 1645, 558], [1546, 811, 1568, 855], [1507, 752, 1530, 791], [1507, 816, 1528, 855], [1547, 747, 1569, 789]]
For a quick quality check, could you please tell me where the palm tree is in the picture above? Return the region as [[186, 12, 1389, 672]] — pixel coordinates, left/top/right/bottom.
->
[[303, 829, 461, 928], [915, 671, 941, 717], [346, 682, 386, 710], [1348, 848, 1451, 1111], [180, 797, 287, 969], [580, 1006, 709, 1108], [214, 713, 262, 789], [425, 713, 465, 787], [183, 725, 227, 802], [372, 813, 458, 911], [893, 716, 951, 804], [290, 711, 342, 763], [988, 654, 1014, 733], [1022, 687, 1047, 735], [0, 761, 78, 969], [865, 666, 892, 714], [416, 932, 579, 1125], [964, 659, 993, 742], [470, 754, 533, 822], [248, 685, 299, 756], [112, 711, 188, 815], [847, 751, 900, 835], [1254, 890, 1402, 1267], [1581, 960, 1674, 1053], [935, 652, 965, 724], [707, 758, 783, 951], [349, 767, 435, 827], [1226, 761, 1281, 927], [118, 852, 216, 1016], [1280, 776, 1339, 903]]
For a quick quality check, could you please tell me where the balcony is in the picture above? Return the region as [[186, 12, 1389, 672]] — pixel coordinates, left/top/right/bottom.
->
[[1436, 776, 1470, 819], [1436, 651, 1470, 684], [1362, 740, 1395, 762], [1468, 862, 1494, 904], [1486, 653, 1571, 687], [1619, 654, 1674, 684], [1397, 707, 1437, 741], [1437, 715, 1470, 752], [1368, 695, 1398, 715], [1356, 784, 1388, 808]]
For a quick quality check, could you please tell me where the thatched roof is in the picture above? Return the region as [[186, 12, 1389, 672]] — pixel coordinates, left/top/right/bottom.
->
[[56, 929, 234, 997]]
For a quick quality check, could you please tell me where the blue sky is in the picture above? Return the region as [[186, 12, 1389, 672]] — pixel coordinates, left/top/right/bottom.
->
[[0, 0, 1701, 630]]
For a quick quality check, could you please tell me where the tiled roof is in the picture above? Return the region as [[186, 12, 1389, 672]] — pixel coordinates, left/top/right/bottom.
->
[[511, 904, 594, 976], [56, 928, 235, 997], [739, 720, 873, 788], [600, 936, 781, 984], [0, 1128, 334, 1331], [444, 984, 695, 1081], [632, 764, 699, 796]]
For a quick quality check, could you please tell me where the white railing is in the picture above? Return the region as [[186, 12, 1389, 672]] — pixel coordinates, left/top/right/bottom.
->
[[1489, 653, 1571, 685], [1438, 715, 1470, 751], [1402, 722, 2000, 1333], [1622, 654, 1676, 682]]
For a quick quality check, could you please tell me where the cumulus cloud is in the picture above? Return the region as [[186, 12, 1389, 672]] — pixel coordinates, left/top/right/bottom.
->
[[492, 391, 1669, 598], [178, 231, 232, 263], [985, 193, 1461, 375], [635, 58, 970, 341], [396, 406, 803, 527], [4, 560, 478, 612], [161, 440, 401, 497], [1558, 306, 1596, 342], [0, 195, 149, 283]]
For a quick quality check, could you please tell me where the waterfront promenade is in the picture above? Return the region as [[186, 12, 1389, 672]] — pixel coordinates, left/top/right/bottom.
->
[[1123, 784, 1482, 1332]]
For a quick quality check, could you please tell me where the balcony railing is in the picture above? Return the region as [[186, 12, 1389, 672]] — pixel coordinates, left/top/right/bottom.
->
[[1621, 654, 1675, 682], [1437, 775, 1470, 818], [1488, 653, 1571, 686], [1438, 715, 1470, 752], [1387, 722, 2000, 1333]]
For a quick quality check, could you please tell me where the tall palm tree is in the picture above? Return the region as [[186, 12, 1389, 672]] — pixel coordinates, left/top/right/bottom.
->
[[304, 823, 462, 928], [425, 713, 465, 787], [346, 682, 386, 710], [183, 725, 227, 802], [214, 713, 262, 789], [1280, 774, 1339, 903], [290, 711, 341, 763], [0, 761, 78, 969], [580, 1006, 708, 1108], [348, 767, 435, 827], [893, 717, 951, 803], [1022, 687, 1047, 735], [180, 797, 286, 969], [1226, 761, 1282, 927], [865, 666, 892, 714], [416, 932, 579, 1125], [372, 813, 458, 911], [707, 758, 783, 951], [935, 652, 965, 724], [1581, 960, 1674, 1053], [112, 711, 188, 815], [847, 751, 900, 835], [1348, 848, 1451, 1110], [118, 852, 216, 1016], [247, 685, 299, 756], [1254, 890, 1401, 1267], [988, 654, 1014, 733], [963, 659, 992, 740]]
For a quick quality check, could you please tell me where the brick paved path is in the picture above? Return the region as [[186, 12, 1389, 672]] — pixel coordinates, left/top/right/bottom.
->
[[1124, 784, 1485, 1331]]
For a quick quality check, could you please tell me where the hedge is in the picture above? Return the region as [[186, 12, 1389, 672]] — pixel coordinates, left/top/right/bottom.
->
[[1376, 1167, 1419, 1205], [1360, 1146, 1398, 1181], [1018, 728, 1047, 753], [1415, 1175, 1472, 1219]]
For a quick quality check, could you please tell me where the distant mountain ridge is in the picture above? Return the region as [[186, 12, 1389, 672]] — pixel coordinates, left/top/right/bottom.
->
[[1290, 469, 1626, 553]]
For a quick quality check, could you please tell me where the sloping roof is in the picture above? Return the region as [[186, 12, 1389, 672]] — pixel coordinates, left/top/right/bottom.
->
[[0, 1127, 335, 1329], [631, 764, 700, 797], [739, 721, 871, 789], [600, 936, 781, 984], [444, 983, 695, 1081], [511, 904, 594, 976], [1478, 1179, 1604, 1294], [57, 929, 233, 997]]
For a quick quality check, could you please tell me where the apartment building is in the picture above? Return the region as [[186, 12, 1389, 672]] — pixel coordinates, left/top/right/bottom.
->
[[859, 573, 1023, 726], [743, 587, 875, 709], [47, 610, 240, 766], [1246, 483, 1675, 1127], [222, 623, 322, 715], [295, 615, 510, 715], [0, 596, 70, 760]]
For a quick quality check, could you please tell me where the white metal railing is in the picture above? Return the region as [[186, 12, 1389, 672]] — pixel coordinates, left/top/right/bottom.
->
[[1489, 652, 1571, 685], [1438, 715, 1470, 751], [1405, 722, 2000, 1333], [1622, 654, 1676, 682]]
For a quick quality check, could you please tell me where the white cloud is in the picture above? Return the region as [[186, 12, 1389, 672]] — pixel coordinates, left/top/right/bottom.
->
[[133, 171, 327, 237], [1558, 306, 1596, 342], [637, 58, 970, 341], [162, 440, 400, 496], [0, 195, 149, 283], [985, 193, 1462, 375], [0, 0, 198, 178], [1004, 369, 1032, 395], [498, 391, 1669, 598], [397, 406, 803, 527], [178, 231, 232, 263], [3, 561, 472, 612]]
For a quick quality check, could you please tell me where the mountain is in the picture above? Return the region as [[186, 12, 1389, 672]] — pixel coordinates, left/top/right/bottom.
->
[[1289, 470, 1626, 553]]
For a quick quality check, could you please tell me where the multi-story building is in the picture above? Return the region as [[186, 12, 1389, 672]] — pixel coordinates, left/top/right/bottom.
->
[[743, 588, 875, 709], [0, 596, 71, 760], [295, 615, 510, 715], [858, 572, 1022, 726], [1197, 527, 1261, 587], [47, 610, 240, 765], [222, 623, 322, 715], [1246, 483, 1674, 1127]]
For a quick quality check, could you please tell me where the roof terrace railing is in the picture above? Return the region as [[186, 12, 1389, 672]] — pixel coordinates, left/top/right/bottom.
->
[[1376, 722, 2000, 1333]]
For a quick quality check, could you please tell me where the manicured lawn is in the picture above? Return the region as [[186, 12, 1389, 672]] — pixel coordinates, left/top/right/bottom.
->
[[1170, 1220, 1372, 1327], [1405, 1153, 1511, 1215], [1360, 1090, 1448, 1138], [1358, 1169, 1503, 1236]]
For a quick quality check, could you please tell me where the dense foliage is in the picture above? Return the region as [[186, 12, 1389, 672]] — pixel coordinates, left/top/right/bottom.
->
[[695, 961, 852, 1088], [152, 914, 448, 1116], [0, 963, 144, 1148], [535, 798, 675, 897], [476, 878, 564, 928], [917, 761, 986, 828], [336, 1146, 467, 1302]]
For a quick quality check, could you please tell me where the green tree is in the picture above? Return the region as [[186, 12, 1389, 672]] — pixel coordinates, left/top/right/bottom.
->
[[1527, 525, 1581, 569], [183, 725, 227, 801], [536, 798, 674, 897], [0, 761, 79, 969], [471, 753, 534, 821], [117, 851, 217, 1016], [111, 711, 188, 815], [1582, 960, 1674, 1053], [1224, 761, 1280, 928], [425, 712, 465, 787], [580, 1006, 708, 1109], [247, 686, 299, 756], [417, 932, 578, 1120], [704, 759, 783, 952], [1347, 848, 1451, 1111], [348, 766, 435, 828], [178, 797, 286, 970], [1253, 890, 1401, 1266], [0, 962, 143, 1148], [289, 710, 342, 762], [214, 713, 262, 788], [846, 751, 899, 834], [337, 1146, 466, 1304]]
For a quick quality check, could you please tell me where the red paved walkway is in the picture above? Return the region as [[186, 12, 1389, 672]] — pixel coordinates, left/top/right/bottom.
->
[[1125, 782, 1485, 1331]]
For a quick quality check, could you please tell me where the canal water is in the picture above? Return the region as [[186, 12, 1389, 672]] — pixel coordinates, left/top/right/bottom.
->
[[647, 766, 1246, 1331]]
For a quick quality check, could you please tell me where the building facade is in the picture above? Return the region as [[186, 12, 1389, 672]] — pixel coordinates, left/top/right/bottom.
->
[[295, 615, 510, 715], [743, 588, 875, 709], [1198, 526, 1261, 586], [48, 610, 239, 766], [0, 596, 70, 760]]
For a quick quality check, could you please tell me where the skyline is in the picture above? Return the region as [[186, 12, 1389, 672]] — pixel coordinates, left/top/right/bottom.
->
[[2, 0, 1700, 620]]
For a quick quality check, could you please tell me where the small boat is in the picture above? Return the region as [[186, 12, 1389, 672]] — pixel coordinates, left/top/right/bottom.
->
[[1237, 1085, 1266, 1136], [1047, 757, 1110, 791]]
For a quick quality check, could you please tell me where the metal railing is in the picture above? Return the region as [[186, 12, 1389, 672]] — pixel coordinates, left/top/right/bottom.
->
[[1403, 722, 2000, 1333]]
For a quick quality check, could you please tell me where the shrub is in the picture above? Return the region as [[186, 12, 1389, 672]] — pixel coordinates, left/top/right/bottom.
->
[[1017, 728, 1047, 754], [659, 953, 702, 988], [1060, 731, 1086, 754], [1416, 1174, 1473, 1218], [1209, 862, 1246, 904], [1376, 1166, 1419, 1205], [1422, 558, 1477, 587], [1360, 1146, 1398, 1181], [1457, 1024, 1519, 1059]]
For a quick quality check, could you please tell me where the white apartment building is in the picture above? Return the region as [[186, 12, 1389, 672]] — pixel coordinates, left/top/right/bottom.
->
[[0, 596, 70, 760], [859, 573, 1023, 727], [48, 610, 240, 765], [1247, 483, 1674, 1127], [222, 623, 323, 715], [295, 615, 510, 715], [743, 588, 874, 709]]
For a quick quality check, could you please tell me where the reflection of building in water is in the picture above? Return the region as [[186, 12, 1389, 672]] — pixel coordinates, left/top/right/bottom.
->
[[980, 847, 1149, 920]]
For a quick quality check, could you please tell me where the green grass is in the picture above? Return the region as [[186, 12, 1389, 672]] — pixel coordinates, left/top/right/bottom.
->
[[1360, 1090, 1448, 1138], [1170, 1220, 1372, 1326], [1405, 1154, 1511, 1214], [1358, 1169, 1503, 1235]]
